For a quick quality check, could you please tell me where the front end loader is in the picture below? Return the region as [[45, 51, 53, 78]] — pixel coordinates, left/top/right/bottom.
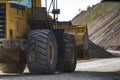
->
[[0, 0, 89, 74]]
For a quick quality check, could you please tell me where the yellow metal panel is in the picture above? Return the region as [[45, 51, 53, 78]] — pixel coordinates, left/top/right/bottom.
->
[[6, 2, 10, 39], [32, 0, 41, 7], [56, 24, 87, 44], [5, 2, 27, 40]]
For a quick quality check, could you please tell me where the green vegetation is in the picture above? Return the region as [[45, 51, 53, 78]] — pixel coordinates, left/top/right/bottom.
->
[[74, 2, 120, 24]]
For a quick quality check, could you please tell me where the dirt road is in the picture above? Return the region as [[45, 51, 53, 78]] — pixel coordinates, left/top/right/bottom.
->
[[0, 58, 120, 80]]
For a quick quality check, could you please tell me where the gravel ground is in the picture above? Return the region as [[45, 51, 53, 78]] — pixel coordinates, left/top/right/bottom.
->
[[0, 58, 120, 80], [0, 72, 120, 80]]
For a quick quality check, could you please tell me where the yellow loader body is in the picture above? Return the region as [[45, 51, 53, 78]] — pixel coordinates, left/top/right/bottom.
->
[[0, 0, 89, 74]]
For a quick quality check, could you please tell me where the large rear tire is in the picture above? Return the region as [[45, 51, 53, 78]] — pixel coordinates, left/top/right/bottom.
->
[[27, 30, 57, 74], [57, 33, 77, 72]]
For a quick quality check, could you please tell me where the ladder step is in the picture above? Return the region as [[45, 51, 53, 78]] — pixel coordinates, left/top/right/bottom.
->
[[0, 21, 5, 23], [0, 11, 5, 13], [0, 30, 5, 32], [0, 25, 5, 28], [0, 34, 5, 35], [0, 16, 5, 18]]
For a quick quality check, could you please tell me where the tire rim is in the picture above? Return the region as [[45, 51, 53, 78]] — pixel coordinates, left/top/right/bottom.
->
[[70, 44, 74, 63], [48, 41, 55, 64]]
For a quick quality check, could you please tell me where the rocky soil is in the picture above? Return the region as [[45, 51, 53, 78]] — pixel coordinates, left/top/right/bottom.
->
[[88, 10, 120, 50]]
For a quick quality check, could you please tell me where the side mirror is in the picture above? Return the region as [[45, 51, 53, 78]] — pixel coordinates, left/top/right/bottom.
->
[[52, 9, 60, 14]]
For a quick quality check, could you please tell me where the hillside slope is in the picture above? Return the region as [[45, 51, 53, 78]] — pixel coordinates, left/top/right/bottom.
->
[[72, 2, 120, 25]]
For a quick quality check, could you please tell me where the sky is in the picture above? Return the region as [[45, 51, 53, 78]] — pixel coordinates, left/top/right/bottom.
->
[[46, 0, 102, 21]]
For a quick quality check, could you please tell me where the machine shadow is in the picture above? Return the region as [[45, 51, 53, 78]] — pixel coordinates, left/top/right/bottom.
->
[[0, 71, 119, 78]]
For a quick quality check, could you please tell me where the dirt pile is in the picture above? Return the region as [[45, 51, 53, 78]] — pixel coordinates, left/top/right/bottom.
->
[[72, 2, 120, 58], [88, 9, 120, 50], [89, 40, 113, 58]]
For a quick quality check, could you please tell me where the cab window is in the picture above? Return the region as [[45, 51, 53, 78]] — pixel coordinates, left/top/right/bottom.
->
[[11, 0, 32, 8]]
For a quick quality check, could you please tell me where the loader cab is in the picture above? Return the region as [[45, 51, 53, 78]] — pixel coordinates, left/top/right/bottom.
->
[[11, 0, 32, 8], [10, 0, 42, 8], [10, 0, 59, 20], [10, 0, 32, 8]]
